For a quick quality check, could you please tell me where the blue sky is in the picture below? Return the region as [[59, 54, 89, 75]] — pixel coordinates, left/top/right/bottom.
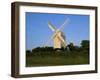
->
[[26, 12, 89, 50]]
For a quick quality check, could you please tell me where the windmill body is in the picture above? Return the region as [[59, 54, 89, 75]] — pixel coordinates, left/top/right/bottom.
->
[[54, 31, 66, 49], [54, 31, 62, 49]]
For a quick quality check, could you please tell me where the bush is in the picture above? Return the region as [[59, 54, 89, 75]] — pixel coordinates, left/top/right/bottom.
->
[[26, 40, 90, 57]]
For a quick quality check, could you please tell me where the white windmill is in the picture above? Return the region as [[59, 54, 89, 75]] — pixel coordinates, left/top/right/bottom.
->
[[44, 18, 70, 49]]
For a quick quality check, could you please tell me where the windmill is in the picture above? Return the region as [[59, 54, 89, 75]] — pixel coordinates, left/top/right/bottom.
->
[[44, 18, 70, 49]]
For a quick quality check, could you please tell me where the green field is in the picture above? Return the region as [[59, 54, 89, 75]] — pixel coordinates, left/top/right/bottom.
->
[[26, 50, 89, 67], [26, 40, 89, 67]]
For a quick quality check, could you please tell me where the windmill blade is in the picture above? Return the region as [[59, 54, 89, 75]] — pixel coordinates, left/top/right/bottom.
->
[[59, 18, 70, 31], [43, 33, 55, 47], [48, 21, 56, 31]]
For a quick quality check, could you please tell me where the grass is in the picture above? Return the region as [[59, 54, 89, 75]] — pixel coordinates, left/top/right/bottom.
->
[[26, 51, 89, 67]]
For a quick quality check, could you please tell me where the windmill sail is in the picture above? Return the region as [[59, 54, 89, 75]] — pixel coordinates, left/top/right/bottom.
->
[[48, 22, 56, 31], [59, 18, 70, 31]]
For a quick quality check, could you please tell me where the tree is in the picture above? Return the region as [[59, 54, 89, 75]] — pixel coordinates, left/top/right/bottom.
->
[[81, 40, 89, 50], [26, 50, 31, 53], [67, 42, 74, 51]]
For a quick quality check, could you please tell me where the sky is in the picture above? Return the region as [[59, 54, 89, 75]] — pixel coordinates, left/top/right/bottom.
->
[[26, 12, 89, 50]]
